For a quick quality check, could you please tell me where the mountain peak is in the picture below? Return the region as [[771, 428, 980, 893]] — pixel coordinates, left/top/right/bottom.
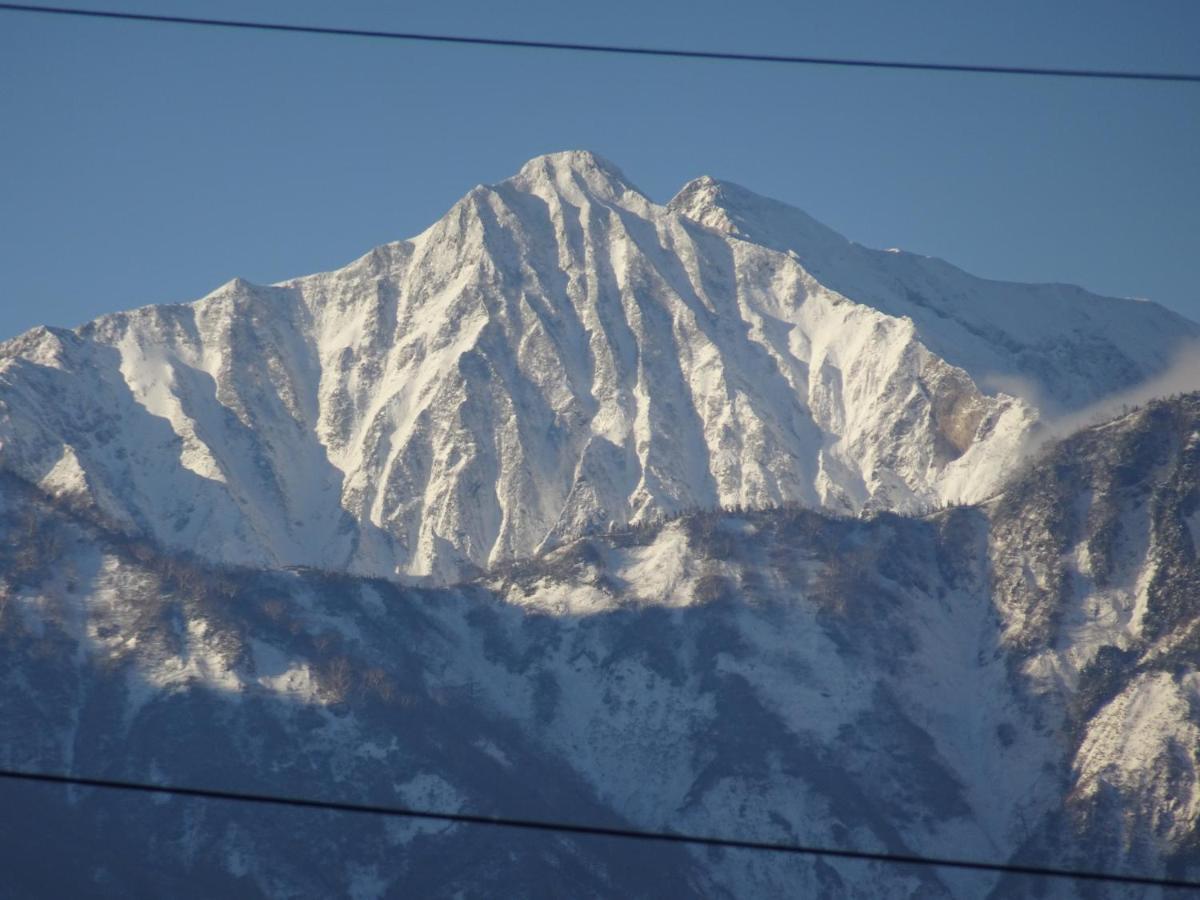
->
[[668, 174, 785, 217], [508, 150, 642, 204], [517, 149, 621, 177], [667, 175, 747, 237], [668, 175, 849, 255]]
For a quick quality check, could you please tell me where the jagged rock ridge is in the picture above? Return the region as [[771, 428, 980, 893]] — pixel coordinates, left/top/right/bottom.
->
[[0, 151, 1194, 582]]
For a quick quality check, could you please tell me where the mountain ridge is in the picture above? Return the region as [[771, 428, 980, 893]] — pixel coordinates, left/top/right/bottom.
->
[[0, 151, 1194, 582]]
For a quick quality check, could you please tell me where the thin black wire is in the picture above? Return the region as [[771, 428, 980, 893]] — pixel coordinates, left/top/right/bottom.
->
[[1, 1, 1198, 892], [2, 768, 1199, 890], [1, 3, 1199, 84]]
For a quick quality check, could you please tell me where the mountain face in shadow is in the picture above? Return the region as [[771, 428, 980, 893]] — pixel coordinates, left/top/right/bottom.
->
[[2, 393, 1198, 897]]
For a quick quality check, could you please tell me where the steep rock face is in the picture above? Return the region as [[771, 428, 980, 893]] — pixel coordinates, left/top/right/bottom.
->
[[3, 395, 1200, 897], [0, 152, 1192, 581], [668, 176, 1198, 413], [982, 395, 1200, 888]]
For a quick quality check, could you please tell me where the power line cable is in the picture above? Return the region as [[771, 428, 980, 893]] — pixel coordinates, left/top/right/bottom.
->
[[2, 767, 1198, 890], [1, 3, 1199, 84], [2, 0, 1199, 892]]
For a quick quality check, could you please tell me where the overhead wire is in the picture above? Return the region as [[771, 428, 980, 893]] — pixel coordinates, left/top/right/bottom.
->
[[2, 767, 1199, 890], [2, 1, 1199, 893], [0, 3, 1198, 83]]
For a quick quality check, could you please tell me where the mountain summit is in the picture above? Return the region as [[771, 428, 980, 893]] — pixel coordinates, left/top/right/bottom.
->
[[1, 152, 1195, 580]]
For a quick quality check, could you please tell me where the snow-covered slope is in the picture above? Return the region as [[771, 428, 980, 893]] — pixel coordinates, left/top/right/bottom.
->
[[1, 151, 1194, 581], [3, 394, 1199, 897], [668, 176, 1196, 413]]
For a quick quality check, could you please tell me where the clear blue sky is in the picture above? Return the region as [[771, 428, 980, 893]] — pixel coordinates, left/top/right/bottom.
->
[[1, 0, 1197, 341]]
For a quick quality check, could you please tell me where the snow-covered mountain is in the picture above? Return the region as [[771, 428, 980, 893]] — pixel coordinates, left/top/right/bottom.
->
[[1, 151, 1194, 581], [2, 152, 1199, 895], [2, 393, 1199, 897]]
